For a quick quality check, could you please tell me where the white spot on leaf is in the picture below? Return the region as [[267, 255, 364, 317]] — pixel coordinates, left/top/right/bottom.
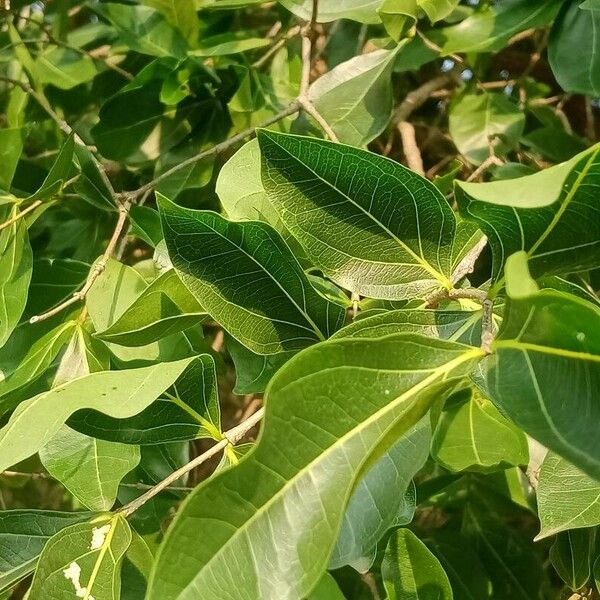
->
[[90, 523, 111, 550]]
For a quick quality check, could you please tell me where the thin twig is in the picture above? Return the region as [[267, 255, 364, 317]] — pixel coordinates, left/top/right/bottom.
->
[[29, 201, 130, 323], [120, 407, 265, 517], [298, 97, 339, 142], [465, 155, 503, 182], [392, 73, 456, 125], [0, 200, 41, 232], [450, 235, 488, 285], [132, 102, 300, 199], [397, 121, 424, 175], [252, 25, 301, 69]]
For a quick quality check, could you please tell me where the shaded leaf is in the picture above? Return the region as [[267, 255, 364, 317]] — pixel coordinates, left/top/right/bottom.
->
[[159, 196, 345, 354]]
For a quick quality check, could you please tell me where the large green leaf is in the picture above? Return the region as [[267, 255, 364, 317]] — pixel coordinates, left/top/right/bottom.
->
[[35, 47, 98, 90], [95, 269, 205, 346], [159, 196, 345, 354], [0, 357, 195, 471], [0, 510, 92, 593], [0, 129, 22, 190], [381, 528, 453, 600], [431, 389, 528, 472], [536, 452, 600, 539], [308, 48, 399, 147], [69, 354, 221, 444], [148, 334, 482, 600], [449, 92, 524, 165], [549, 0, 600, 96], [40, 427, 140, 511], [456, 145, 600, 285], [29, 514, 131, 600], [482, 290, 600, 479], [0, 206, 32, 348], [258, 130, 456, 300]]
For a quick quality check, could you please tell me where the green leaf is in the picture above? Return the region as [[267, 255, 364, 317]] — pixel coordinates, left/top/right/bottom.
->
[[86, 258, 193, 364], [431, 0, 562, 54], [0, 128, 22, 190], [0, 510, 92, 593], [95, 3, 188, 59], [483, 290, 600, 480], [333, 308, 484, 346], [549, 0, 600, 96], [330, 420, 428, 571], [549, 529, 594, 590], [95, 269, 205, 346], [0, 206, 32, 348], [148, 334, 482, 600], [35, 47, 98, 90], [449, 92, 524, 165], [29, 514, 132, 600], [226, 334, 292, 394], [142, 0, 199, 46], [431, 389, 528, 472], [279, 0, 384, 24], [40, 427, 140, 511], [455, 145, 600, 284], [258, 130, 456, 300], [504, 251, 539, 299], [69, 354, 221, 444], [26, 134, 76, 202], [307, 573, 346, 599], [536, 452, 600, 539], [0, 320, 76, 412], [159, 196, 345, 354], [0, 356, 195, 471], [308, 48, 399, 147], [91, 79, 200, 164], [381, 528, 453, 600], [189, 32, 271, 57]]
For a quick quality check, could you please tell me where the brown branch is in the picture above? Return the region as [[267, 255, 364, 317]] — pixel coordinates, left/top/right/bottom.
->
[[29, 201, 130, 323], [392, 73, 455, 125], [465, 155, 503, 182], [120, 407, 264, 517], [397, 121, 424, 175], [252, 25, 302, 69]]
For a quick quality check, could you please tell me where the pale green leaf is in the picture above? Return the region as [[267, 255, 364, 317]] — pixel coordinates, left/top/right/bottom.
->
[[95, 269, 205, 347], [449, 92, 524, 165], [29, 514, 131, 600], [0, 510, 92, 594], [536, 452, 600, 539], [309, 48, 399, 147], [40, 427, 140, 511], [142, 0, 199, 45], [0, 356, 195, 471], [258, 130, 456, 300], [456, 144, 600, 284], [0, 206, 32, 348]]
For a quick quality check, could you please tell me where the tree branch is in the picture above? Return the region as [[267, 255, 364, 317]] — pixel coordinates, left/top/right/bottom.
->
[[450, 235, 488, 285], [397, 121, 424, 175], [29, 200, 130, 323], [120, 407, 264, 517], [131, 103, 301, 199]]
